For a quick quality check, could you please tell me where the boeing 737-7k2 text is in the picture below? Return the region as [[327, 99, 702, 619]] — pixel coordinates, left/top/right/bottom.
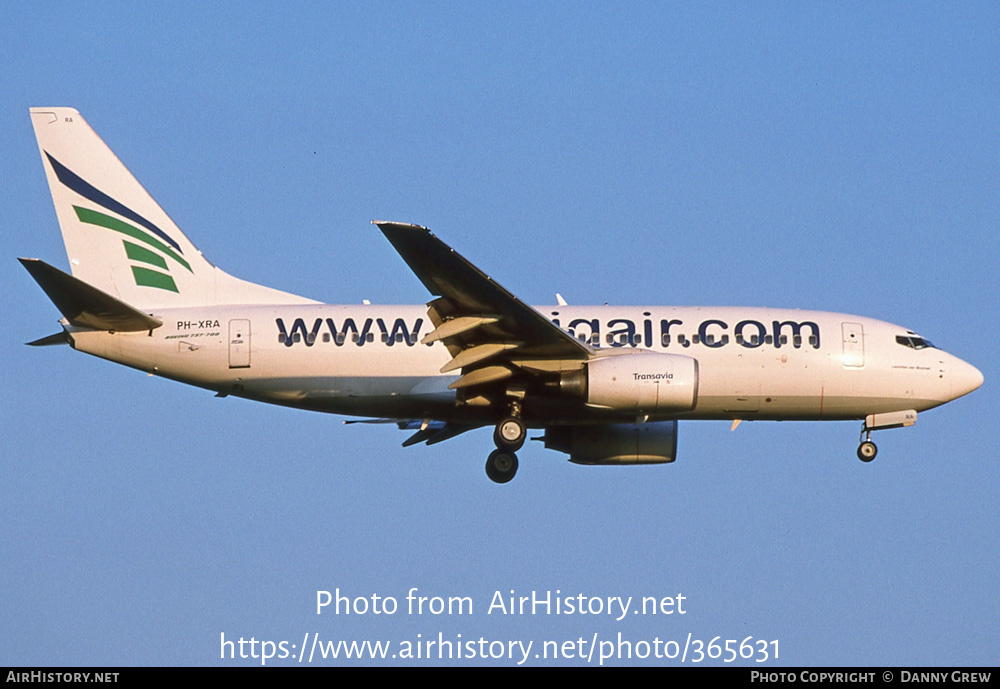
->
[[20, 108, 983, 482]]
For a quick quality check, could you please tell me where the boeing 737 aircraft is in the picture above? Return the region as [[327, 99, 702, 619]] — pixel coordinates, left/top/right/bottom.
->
[[21, 108, 983, 483]]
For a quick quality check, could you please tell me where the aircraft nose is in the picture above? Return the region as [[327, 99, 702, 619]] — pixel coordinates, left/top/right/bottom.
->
[[947, 356, 984, 400]]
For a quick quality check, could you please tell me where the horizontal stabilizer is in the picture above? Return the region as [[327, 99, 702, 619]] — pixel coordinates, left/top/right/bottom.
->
[[26, 331, 70, 347], [19, 258, 162, 332]]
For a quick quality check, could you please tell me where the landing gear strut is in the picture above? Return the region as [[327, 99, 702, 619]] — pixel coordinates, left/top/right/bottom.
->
[[487, 400, 525, 483]]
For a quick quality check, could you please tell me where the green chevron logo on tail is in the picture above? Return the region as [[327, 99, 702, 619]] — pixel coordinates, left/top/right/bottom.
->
[[72, 205, 193, 292], [47, 152, 192, 293]]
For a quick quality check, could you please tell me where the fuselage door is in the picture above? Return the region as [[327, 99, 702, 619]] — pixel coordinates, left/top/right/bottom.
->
[[229, 319, 251, 369], [841, 322, 865, 369]]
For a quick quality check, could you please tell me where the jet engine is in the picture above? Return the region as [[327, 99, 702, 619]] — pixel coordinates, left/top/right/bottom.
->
[[542, 420, 678, 465], [560, 352, 699, 412]]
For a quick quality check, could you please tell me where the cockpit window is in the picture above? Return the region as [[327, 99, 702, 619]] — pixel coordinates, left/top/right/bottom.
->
[[895, 335, 936, 350]]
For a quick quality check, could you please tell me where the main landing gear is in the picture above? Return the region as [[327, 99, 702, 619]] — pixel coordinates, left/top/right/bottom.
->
[[486, 449, 518, 484], [494, 416, 526, 451], [486, 401, 526, 483]]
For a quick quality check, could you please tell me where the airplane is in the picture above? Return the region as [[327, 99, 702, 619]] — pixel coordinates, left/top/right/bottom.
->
[[20, 107, 983, 483]]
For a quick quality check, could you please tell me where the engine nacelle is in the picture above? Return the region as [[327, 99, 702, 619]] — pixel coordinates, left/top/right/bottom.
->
[[567, 352, 699, 412], [543, 421, 678, 465]]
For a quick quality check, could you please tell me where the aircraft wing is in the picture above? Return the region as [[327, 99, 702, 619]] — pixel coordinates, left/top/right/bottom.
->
[[345, 417, 485, 447], [375, 222, 592, 395]]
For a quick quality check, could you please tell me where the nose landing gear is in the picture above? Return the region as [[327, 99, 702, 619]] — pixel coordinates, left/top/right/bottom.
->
[[856, 410, 917, 463], [857, 437, 878, 462], [857, 425, 878, 462]]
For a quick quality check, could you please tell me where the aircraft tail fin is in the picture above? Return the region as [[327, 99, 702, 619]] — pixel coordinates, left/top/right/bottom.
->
[[29, 108, 316, 309]]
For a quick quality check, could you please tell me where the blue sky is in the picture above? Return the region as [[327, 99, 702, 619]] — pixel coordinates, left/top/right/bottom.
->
[[2, 3, 997, 666]]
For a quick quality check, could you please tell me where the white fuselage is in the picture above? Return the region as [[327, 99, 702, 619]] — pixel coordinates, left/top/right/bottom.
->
[[65, 304, 983, 426]]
